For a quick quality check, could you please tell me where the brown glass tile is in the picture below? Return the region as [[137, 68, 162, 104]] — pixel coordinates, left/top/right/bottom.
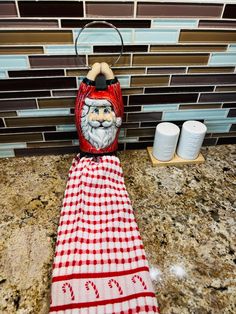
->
[[179, 104, 222, 110], [223, 4, 236, 19], [0, 111, 17, 117], [0, 126, 56, 134], [27, 140, 73, 148], [131, 75, 169, 87], [150, 45, 227, 52], [145, 86, 213, 94], [0, 119, 4, 127], [171, 74, 236, 86], [124, 106, 141, 113], [127, 128, 155, 137], [140, 121, 160, 128], [8, 69, 65, 78], [114, 67, 145, 75], [0, 99, 36, 111], [38, 98, 75, 109], [18, 1, 83, 17], [212, 131, 236, 137], [0, 1, 17, 17], [140, 136, 154, 141], [230, 124, 236, 132], [199, 20, 236, 29], [133, 54, 209, 66], [199, 93, 236, 103], [122, 88, 143, 96], [86, 2, 133, 17], [147, 67, 186, 74], [0, 77, 76, 92], [0, 19, 58, 28], [94, 45, 148, 53], [15, 146, 79, 157], [216, 86, 236, 92], [0, 31, 73, 45], [179, 30, 236, 43], [129, 93, 198, 105], [52, 90, 77, 97], [44, 131, 77, 141], [137, 3, 223, 18], [0, 133, 43, 143], [66, 69, 88, 77], [61, 19, 150, 29], [126, 142, 153, 150], [217, 137, 236, 145], [89, 55, 130, 67], [140, 120, 188, 128], [203, 138, 217, 146], [121, 122, 139, 128], [0, 47, 44, 55], [222, 103, 236, 108], [0, 91, 50, 99], [30, 56, 85, 68], [5, 116, 74, 127], [128, 112, 162, 122], [188, 67, 235, 74], [228, 109, 236, 117]]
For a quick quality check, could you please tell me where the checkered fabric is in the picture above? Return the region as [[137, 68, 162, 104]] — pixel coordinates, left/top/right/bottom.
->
[[49, 154, 159, 313]]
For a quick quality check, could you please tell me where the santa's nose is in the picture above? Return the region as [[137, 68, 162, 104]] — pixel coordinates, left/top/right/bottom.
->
[[97, 113, 105, 122]]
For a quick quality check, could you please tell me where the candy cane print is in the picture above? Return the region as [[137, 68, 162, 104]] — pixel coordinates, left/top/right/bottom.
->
[[132, 275, 147, 290], [85, 281, 100, 299], [108, 279, 123, 295], [62, 282, 75, 300]]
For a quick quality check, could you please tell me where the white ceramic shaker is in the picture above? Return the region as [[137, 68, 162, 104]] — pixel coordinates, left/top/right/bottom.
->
[[153, 122, 180, 161]]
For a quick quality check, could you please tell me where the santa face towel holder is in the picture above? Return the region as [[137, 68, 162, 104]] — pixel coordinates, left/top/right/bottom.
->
[[49, 21, 159, 314]]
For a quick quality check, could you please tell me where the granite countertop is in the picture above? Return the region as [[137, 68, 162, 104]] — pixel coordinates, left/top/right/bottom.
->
[[0, 145, 235, 314]]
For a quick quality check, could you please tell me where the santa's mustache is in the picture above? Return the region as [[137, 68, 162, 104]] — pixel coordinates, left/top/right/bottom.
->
[[88, 120, 113, 128]]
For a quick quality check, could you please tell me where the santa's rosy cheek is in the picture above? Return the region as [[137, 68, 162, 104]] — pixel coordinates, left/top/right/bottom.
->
[[88, 113, 97, 121]]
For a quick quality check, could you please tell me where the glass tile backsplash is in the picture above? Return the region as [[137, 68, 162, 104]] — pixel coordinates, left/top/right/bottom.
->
[[0, 0, 235, 157]]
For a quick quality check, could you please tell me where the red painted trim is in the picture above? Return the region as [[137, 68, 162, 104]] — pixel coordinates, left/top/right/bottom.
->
[[50, 292, 155, 312], [52, 266, 149, 283]]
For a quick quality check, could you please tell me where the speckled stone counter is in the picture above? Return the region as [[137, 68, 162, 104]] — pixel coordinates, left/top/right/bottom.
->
[[0, 145, 235, 314]]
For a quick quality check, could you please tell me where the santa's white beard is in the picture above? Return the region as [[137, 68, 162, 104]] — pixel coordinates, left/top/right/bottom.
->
[[81, 105, 120, 150]]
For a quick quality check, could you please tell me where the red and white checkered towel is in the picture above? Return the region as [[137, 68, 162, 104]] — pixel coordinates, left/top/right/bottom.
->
[[50, 154, 159, 313]]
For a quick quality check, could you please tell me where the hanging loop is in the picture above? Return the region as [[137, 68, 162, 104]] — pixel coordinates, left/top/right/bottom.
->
[[75, 21, 124, 69]]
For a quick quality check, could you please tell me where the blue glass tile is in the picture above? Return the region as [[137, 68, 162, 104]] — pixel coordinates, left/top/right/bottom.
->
[[117, 76, 130, 88], [153, 19, 198, 28], [73, 29, 132, 44], [45, 45, 92, 55], [134, 29, 178, 44], [119, 129, 125, 137], [228, 44, 236, 51], [0, 56, 28, 70], [205, 118, 236, 124], [17, 109, 71, 117], [143, 104, 179, 112], [209, 53, 236, 66], [205, 123, 231, 133], [72, 139, 79, 145], [163, 109, 228, 121], [0, 71, 7, 79], [0, 149, 15, 158], [56, 124, 76, 131], [0, 143, 27, 149]]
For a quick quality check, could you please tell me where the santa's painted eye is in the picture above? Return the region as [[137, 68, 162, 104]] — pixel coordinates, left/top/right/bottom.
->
[[104, 107, 111, 114], [92, 108, 99, 114]]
